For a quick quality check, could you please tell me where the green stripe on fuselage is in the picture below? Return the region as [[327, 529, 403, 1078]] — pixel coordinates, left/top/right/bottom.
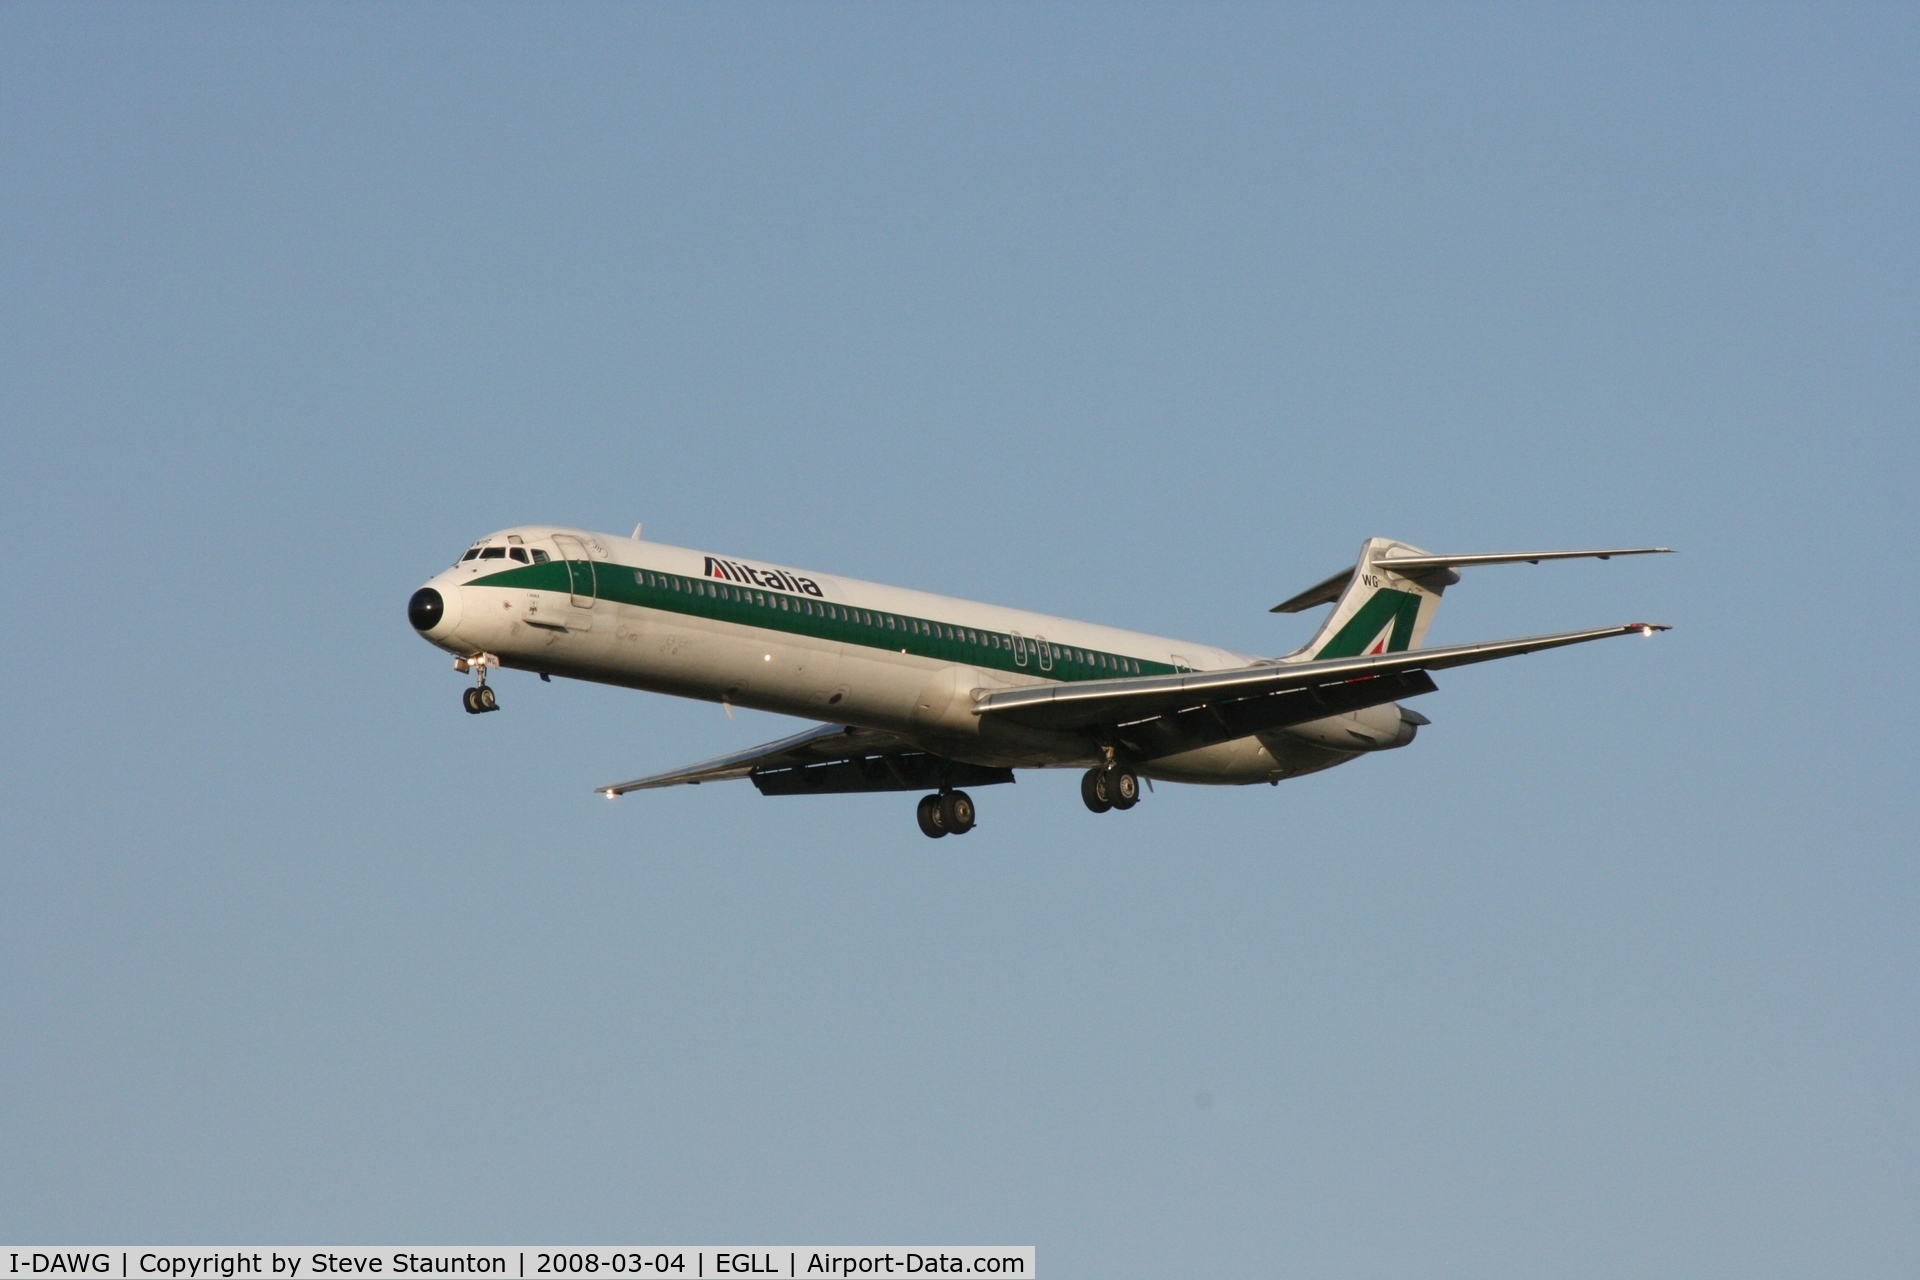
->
[[468, 561, 1178, 683]]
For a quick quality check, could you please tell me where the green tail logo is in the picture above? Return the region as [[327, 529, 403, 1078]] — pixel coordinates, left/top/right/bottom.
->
[[1312, 587, 1423, 659]]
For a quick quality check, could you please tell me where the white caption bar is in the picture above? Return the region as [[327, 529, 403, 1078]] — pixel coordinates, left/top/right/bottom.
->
[[4, 1251, 1033, 1280]]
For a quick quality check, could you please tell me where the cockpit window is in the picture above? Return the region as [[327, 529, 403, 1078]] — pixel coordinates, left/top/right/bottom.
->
[[529, 548, 550, 564], [480, 547, 506, 560], [509, 547, 529, 563], [461, 548, 481, 562]]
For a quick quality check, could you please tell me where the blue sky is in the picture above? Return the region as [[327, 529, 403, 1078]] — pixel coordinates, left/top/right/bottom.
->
[[2, 5, 1915, 1275]]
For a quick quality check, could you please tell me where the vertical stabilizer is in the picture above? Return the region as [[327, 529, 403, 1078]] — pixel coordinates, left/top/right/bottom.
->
[[1288, 538, 1456, 661]]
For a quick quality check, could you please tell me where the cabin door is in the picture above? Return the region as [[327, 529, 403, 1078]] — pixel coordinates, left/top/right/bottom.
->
[[552, 534, 597, 609]]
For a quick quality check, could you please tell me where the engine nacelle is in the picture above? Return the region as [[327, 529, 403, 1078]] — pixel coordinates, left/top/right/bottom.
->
[[1277, 702, 1426, 752]]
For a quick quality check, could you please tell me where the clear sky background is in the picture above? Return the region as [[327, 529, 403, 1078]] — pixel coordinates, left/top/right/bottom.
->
[[3, 5, 1915, 1276]]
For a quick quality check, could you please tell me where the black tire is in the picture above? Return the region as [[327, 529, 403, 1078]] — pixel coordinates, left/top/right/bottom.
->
[[1111, 769, 1140, 810], [916, 794, 948, 838], [462, 687, 482, 714], [942, 791, 976, 834], [477, 685, 498, 712], [1081, 768, 1113, 813]]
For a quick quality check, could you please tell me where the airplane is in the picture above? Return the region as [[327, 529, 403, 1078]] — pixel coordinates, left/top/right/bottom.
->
[[407, 527, 1671, 837]]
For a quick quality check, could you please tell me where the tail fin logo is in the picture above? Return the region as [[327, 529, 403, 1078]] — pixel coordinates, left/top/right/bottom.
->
[[1313, 587, 1424, 659]]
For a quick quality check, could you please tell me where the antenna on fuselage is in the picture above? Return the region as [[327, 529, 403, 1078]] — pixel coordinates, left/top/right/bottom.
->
[[632, 522, 644, 540]]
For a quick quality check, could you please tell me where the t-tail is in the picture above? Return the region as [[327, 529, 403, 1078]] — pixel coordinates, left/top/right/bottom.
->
[[1272, 539, 1674, 661]]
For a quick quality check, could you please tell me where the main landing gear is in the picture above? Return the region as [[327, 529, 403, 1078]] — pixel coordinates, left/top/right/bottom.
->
[[1081, 765, 1140, 814], [457, 654, 500, 714], [916, 790, 977, 839]]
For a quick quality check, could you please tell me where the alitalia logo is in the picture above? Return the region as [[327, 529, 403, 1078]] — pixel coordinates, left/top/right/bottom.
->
[[1316, 587, 1423, 659], [1358, 617, 1398, 655], [705, 556, 824, 597]]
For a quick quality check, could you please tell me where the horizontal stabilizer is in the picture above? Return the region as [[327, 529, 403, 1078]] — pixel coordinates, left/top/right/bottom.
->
[[1272, 546, 1671, 612], [1375, 546, 1673, 573], [1271, 566, 1360, 614]]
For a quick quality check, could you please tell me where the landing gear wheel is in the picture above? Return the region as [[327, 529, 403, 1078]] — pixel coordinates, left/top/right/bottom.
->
[[476, 684, 498, 712], [462, 687, 482, 714], [1081, 768, 1113, 813], [940, 791, 976, 834], [1109, 768, 1140, 810], [916, 794, 949, 839]]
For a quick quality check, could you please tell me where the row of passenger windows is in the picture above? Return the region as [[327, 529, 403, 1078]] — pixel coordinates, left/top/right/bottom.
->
[[461, 544, 550, 565], [634, 569, 1144, 674]]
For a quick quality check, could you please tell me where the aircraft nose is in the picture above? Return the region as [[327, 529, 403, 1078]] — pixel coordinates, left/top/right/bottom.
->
[[409, 586, 445, 632]]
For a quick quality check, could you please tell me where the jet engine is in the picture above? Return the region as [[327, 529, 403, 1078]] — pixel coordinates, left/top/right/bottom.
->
[[1277, 702, 1428, 752]]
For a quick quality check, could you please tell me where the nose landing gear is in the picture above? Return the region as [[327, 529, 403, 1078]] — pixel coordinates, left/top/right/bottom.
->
[[456, 654, 501, 714], [1082, 765, 1140, 814], [916, 790, 977, 838]]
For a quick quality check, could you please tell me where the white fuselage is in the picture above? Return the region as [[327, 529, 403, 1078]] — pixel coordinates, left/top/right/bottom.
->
[[412, 526, 1389, 783]]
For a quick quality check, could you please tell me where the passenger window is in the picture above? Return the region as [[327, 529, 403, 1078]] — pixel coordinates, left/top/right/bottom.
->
[[461, 548, 481, 562], [509, 547, 528, 563], [530, 549, 549, 564], [480, 547, 506, 559], [779, 596, 789, 610]]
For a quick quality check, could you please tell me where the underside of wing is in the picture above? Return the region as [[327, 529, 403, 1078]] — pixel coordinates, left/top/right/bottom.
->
[[972, 622, 1669, 757], [597, 722, 1014, 798]]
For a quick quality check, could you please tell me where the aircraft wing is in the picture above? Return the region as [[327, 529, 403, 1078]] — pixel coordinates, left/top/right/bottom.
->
[[973, 622, 1670, 736], [597, 722, 1015, 798], [597, 723, 907, 795]]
